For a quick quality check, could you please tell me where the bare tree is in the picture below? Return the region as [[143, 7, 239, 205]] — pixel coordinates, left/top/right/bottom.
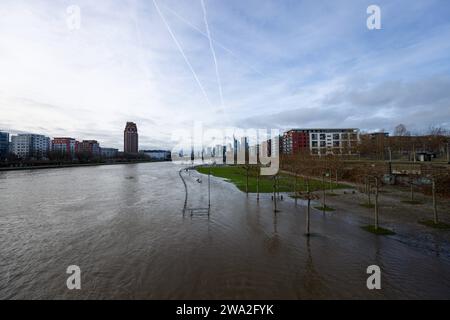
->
[[394, 124, 411, 137]]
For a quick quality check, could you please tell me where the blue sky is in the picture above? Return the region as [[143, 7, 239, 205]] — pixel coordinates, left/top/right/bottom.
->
[[0, 0, 449, 149]]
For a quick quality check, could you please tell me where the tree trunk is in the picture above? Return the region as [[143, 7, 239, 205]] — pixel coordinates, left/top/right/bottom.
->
[[277, 175, 280, 199], [208, 167, 211, 212], [432, 179, 438, 224], [294, 173, 298, 206], [256, 171, 259, 201], [329, 172, 333, 192], [374, 177, 379, 230], [322, 174, 326, 212], [273, 177, 277, 213], [306, 179, 311, 235], [335, 170, 338, 187], [246, 167, 249, 195]]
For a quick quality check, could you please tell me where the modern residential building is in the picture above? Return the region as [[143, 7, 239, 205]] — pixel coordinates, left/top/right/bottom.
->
[[281, 129, 310, 154], [281, 129, 360, 156], [124, 122, 138, 153], [0, 131, 9, 159], [77, 140, 100, 156], [52, 137, 78, 158], [10, 133, 51, 159], [101, 147, 119, 158]]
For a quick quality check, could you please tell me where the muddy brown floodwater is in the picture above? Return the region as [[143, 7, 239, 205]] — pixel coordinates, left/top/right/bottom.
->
[[0, 162, 449, 299]]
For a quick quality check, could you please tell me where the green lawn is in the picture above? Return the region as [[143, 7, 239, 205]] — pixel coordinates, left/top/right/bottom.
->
[[196, 165, 351, 193]]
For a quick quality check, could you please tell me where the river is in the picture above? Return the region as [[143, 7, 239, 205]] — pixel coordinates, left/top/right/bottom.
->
[[0, 162, 449, 299]]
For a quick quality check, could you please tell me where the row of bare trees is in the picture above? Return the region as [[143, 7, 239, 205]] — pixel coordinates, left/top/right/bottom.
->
[[358, 125, 450, 161]]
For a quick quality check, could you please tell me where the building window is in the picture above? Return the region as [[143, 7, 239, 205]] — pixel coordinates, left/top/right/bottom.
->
[[320, 141, 326, 147], [312, 141, 318, 147], [320, 134, 326, 140], [311, 133, 317, 140], [333, 134, 340, 140]]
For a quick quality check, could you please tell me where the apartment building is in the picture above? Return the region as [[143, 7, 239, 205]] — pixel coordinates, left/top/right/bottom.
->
[[282, 129, 360, 156], [52, 137, 78, 158]]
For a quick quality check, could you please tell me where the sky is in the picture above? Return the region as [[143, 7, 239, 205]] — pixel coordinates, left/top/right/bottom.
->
[[1, 0, 450, 150]]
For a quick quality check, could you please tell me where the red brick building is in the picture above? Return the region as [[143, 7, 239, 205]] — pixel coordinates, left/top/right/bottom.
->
[[77, 140, 100, 156], [52, 137, 78, 158], [281, 129, 310, 154]]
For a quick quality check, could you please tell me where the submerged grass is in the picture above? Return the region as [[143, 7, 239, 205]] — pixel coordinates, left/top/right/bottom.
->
[[359, 203, 375, 209], [418, 220, 450, 229], [401, 200, 423, 205], [314, 205, 336, 212], [361, 225, 395, 235], [196, 165, 351, 194]]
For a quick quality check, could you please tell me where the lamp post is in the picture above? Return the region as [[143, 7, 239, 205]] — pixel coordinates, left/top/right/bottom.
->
[[256, 169, 260, 202], [374, 176, 379, 230], [306, 179, 311, 236], [273, 176, 276, 213], [208, 167, 211, 210], [322, 172, 330, 213]]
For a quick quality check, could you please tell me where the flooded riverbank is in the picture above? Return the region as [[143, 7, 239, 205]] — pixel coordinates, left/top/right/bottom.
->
[[0, 162, 449, 299]]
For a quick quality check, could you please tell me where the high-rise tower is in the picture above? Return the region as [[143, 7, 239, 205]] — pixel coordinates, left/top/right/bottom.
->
[[124, 122, 138, 153]]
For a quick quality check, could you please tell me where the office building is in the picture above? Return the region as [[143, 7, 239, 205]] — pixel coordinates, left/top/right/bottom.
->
[[101, 148, 119, 158], [141, 150, 171, 161], [0, 131, 9, 159], [10, 133, 51, 159], [124, 122, 138, 153]]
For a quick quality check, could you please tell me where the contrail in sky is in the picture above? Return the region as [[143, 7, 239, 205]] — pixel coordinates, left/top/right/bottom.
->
[[201, 0, 224, 109], [152, 0, 213, 108]]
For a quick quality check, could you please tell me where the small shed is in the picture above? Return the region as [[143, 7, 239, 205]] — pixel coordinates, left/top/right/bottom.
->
[[415, 152, 433, 162]]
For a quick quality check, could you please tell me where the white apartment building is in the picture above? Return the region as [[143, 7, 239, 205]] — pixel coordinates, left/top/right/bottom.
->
[[11, 134, 51, 159], [309, 129, 359, 155]]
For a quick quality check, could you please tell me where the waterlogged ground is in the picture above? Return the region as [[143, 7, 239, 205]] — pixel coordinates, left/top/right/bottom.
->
[[0, 162, 449, 299]]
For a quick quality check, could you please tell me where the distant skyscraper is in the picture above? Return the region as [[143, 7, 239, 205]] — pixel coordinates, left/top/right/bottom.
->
[[124, 122, 138, 153]]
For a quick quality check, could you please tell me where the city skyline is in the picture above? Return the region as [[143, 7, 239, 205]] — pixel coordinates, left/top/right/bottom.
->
[[1, 1, 450, 151]]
